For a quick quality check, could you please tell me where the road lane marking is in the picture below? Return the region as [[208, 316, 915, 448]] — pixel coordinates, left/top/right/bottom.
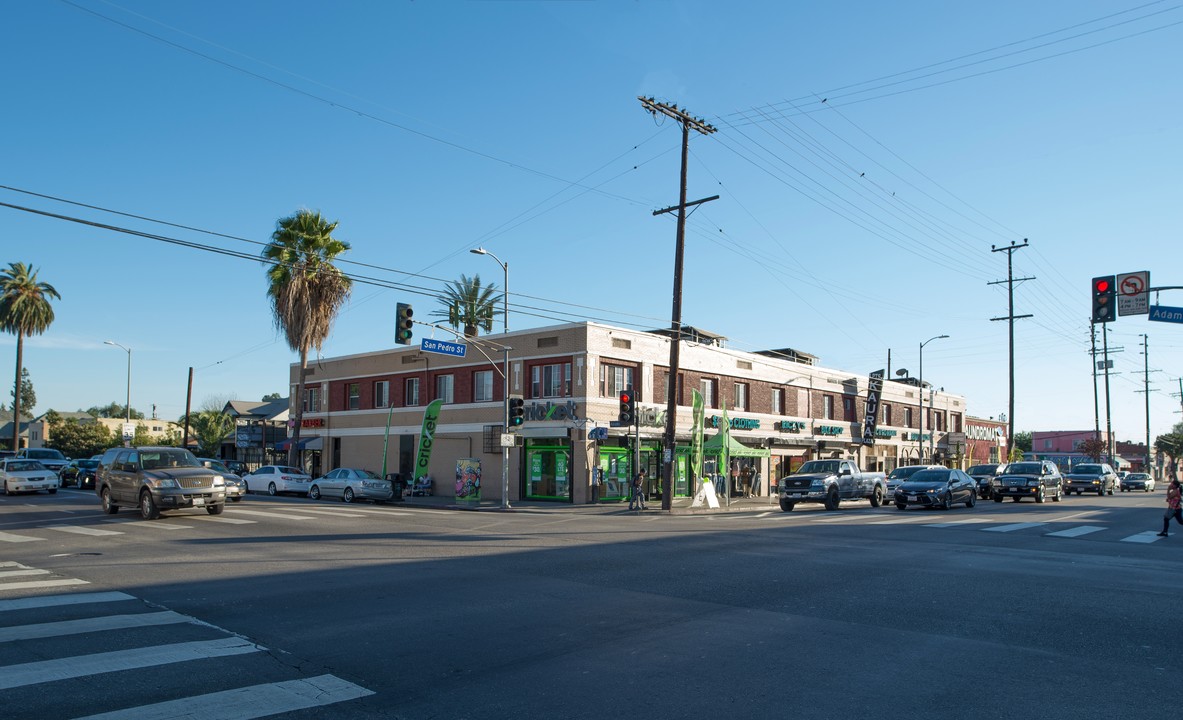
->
[[982, 522, 1047, 533], [0, 531, 45, 543], [227, 509, 317, 521], [0, 579, 89, 591], [1121, 531, 1164, 543], [0, 637, 262, 690], [0, 568, 50, 580], [71, 674, 374, 720], [0, 591, 135, 612], [41, 525, 123, 537], [195, 516, 255, 524], [1045, 525, 1107, 538], [924, 518, 994, 528], [101, 519, 192, 530], [286, 508, 369, 518], [0, 610, 190, 642], [869, 515, 943, 524]]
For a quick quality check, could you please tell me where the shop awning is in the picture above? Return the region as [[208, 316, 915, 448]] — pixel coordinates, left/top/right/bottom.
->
[[275, 435, 324, 451], [703, 432, 770, 457]]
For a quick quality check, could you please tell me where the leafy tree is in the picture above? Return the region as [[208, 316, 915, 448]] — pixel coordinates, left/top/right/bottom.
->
[[46, 418, 115, 459], [1012, 431, 1032, 453], [85, 402, 145, 420], [431, 273, 499, 338], [8, 367, 34, 416], [0, 262, 59, 449], [1079, 436, 1107, 462], [1156, 432, 1183, 480], [262, 209, 352, 466], [43, 409, 61, 428], [183, 409, 235, 457], [262, 392, 282, 401]]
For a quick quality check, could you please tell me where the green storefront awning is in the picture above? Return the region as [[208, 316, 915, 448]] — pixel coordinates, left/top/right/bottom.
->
[[702, 432, 770, 457]]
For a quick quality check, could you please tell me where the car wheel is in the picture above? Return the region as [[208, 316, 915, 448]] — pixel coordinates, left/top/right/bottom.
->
[[309, 485, 321, 501], [1053, 488, 1062, 502], [268, 482, 278, 496], [1035, 488, 1045, 504], [895, 502, 907, 511], [101, 487, 119, 514], [966, 492, 976, 508], [1013, 496, 1021, 502], [823, 487, 840, 511], [206, 504, 224, 515], [230, 496, 242, 502], [343, 487, 355, 503], [779, 498, 796, 513], [3, 480, 10, 496], [994, 495, 1005, 503], [48, 488, 57, 494], [139, 491, 160, 520], [940, 492, 952, 510], [870, 486, 883, 508]]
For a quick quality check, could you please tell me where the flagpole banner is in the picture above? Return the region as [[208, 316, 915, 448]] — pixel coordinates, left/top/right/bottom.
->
[[691, 389, 704, 490], [415, 399, 444, 482]]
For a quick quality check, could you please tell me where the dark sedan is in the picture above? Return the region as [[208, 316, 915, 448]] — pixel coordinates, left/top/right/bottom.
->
[[894, 468, 977, 510], [966, 463, 1006, 500], [60, 458, 100, 489]]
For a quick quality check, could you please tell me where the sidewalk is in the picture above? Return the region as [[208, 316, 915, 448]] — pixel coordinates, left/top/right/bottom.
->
[[395, 493, 785, 515]]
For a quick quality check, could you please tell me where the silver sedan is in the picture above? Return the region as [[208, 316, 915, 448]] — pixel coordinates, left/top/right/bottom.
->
[[309, 468, 393, 504]]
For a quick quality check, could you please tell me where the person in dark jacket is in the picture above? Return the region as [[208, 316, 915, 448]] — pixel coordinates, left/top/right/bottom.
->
[[629, 469, 648, 511]]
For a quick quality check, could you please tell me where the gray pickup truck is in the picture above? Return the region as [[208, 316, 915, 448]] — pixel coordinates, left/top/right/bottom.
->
[[778, 459, 887, 512]]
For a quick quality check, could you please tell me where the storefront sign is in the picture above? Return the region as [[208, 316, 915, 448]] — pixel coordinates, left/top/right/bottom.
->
[[904, 432, 932, 442], [301, 418, 324, 428], [861, 369, 884, 446], [817, 425, 845, 436], [707, 415, 761, 430], [777, 421, 806, 433], [966, 424, 1003, 441], [873, 429, 897, 438], [524, 400, 580, 422], [637, 405, 668, 428]]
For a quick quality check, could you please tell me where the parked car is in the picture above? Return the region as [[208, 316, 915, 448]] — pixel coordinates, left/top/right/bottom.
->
[[96, 447, 226, 519], [1120, 472, 1155, 492], [1063, 463, 1118, 496], [246, 465, 312, 496], [1, 458, 59, 495], [991, 461, 1063, 503], [966, 463, 1007, 500], [16, 447, 70, 474], [196, 458, 247, 501], [885, 464, 945, 499], [309, 468, 394, 504], [894, 467, 977, 510], [59, 458, 100, 489], [223, 459, 249, 476]]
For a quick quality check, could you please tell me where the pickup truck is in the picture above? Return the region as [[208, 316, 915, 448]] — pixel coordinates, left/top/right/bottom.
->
[[778, 459, 887, 512]]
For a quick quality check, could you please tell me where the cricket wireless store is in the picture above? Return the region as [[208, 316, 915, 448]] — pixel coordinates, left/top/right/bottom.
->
[[285, 321, 969, 505]]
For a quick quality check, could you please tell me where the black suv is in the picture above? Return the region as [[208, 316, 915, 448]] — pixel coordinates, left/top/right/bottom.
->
[[96, 446, 226, 520], [1063, 463, 1117, 496], [991, 461, 1063, 503], [966, 463, 1007, 500]]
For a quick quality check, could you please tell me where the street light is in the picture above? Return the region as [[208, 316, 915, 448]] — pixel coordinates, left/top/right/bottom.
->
[[104, 340, 131, 443], [918, 334, 949, 463], [470, 247, 511, 510]]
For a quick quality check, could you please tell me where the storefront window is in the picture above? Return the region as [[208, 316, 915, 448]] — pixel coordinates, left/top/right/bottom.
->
[[525, 443, 571, 500]]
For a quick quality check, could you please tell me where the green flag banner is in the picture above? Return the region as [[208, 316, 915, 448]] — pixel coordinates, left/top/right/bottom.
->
[[415, 399, 444, 481], [691, 389, 704, 488]]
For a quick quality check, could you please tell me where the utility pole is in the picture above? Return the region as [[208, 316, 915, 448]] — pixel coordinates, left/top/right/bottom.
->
[[639, 96, 717, 512], [1102, 324, 1114, 463], [989, 239, 1032, 454], [1141, 334, 1151, 474], [1090, 323, 1101, 460]]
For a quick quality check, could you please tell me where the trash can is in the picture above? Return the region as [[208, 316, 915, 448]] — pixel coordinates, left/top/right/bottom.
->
[[385, 473, 406, 502]]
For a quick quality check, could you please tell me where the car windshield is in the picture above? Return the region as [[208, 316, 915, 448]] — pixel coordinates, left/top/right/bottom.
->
[[27, 449, 66, 460], [357, 470, 383, 479], [889, 466, 927, 479], [5, 460, 46, 472], [907, 469, 950, 483], [1073, 465, 1104, 474], [139, 450, 200, 469], [1128, 474, 1150, 480], [797, 461, 839, 474], [278, 466, 305, 475], [203, 460, 231, 473], [967, 465, 998, 475], [77, 460, 99, 469], [1005, 462, 1043, 474]]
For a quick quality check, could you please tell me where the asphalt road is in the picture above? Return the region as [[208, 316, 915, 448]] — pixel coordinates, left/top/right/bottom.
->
[[1, 486, 1180, 719]]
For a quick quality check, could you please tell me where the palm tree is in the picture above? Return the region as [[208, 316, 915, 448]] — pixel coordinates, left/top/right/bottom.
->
[[0, 262, 60, 451], [184, 409, 236, 458], [262, 210, 352, 466], [432, 274, 500, 338]]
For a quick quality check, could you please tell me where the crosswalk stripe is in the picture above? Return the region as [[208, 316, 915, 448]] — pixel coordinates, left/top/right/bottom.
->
[[228, 509, 317, 521], [1121, 531, 1163, 544], [0, 637, 261, 690], [41, 525, 123, 537], [982, 522, 1047, 533], [870, 515, 941, 524], [0, 611, 190, 642], [195, 516, 255, 525], [0, 531, 45, 543], [0, 568, 50, 579], [101, 519, 192, 530], [289, 508, 369, 518], [925, 518, 994, 528], [0, 591, 135, 612], [0, 578, 89, 592], [1046, 525, 1107, 538], [71, 673, 374, 720]]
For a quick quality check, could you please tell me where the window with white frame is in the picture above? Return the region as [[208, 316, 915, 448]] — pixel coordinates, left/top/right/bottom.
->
[[436, 374, 454, 404], [823, 395, 834, 420], [771, 388, 783, 415], [733, 382, 748, 411], [374, 381, 390, 408], [882, 403, 892, 425], [701, 378, 716, 409], [473, 370, 494, 403], [303, 387, 320, 413], [348, 383, 360, 410], [531, 362, 571, 399], [903, 406, 913, 427], [600, 364, 634, 398], [405, 378, 420, 407]]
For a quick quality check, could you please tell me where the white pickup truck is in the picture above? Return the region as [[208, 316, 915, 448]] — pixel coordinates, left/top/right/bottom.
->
[[777, 459, 887, 512]]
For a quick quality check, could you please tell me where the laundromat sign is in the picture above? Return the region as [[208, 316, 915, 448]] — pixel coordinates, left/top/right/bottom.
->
[[707, 415, 761, 430]]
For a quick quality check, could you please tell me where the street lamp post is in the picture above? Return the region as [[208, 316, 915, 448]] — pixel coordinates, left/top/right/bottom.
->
[[918, 335, 948, 463], [104, 340, 132, 444], [470, 248, 511, 510]]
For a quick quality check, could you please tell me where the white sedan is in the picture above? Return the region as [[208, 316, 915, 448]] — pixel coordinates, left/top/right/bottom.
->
[[1, 459, 60, 495], [245, 465, 313, 496]]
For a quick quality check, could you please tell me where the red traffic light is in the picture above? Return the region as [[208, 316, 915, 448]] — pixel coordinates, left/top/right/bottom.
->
[[619, 392, 631, 404], [1094, 278, 1110, 293]]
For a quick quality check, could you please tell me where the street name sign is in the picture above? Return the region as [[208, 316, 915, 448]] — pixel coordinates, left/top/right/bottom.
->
[[1116, 271, 1149, 316], [420, 338, 467, 357], [1148, 305, 1183, 324]]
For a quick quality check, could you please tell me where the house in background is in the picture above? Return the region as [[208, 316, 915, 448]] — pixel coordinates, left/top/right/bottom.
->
[[222, 398, 290, 472]]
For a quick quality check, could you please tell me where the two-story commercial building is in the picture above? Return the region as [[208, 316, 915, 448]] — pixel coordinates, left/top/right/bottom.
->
[[287, 322, 969, 504]]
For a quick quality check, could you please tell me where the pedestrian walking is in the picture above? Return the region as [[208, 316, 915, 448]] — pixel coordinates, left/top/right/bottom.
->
[[629, 469, 648, 510], [1158, 478, 1182, 537]]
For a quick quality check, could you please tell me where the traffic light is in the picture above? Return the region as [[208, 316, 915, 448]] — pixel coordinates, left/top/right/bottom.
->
[[618, 388, 636, 425], [395, 302, 414, 345], [1091, 276, 1115, 324], [507, 396, 525, 430]]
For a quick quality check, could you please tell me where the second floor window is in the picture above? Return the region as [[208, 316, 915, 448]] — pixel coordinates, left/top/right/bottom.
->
[[405, 378, 420, 407], [823, 395, 834, 420], [733, 383, 748, 411], [374, 381, 390, 408], [903, 406, 913, 428], [771, 388, 783, 415], [701, 378, 717, 409], [436, 375, 455, 404], [473, 370, 494, 403], [842, 396, 854, 421], [348, 383, 360, 410], [600, 364, 634, 398], [303, 387, 320, 413], [532, 363, 571, 398], [882, 403, 892, 426]]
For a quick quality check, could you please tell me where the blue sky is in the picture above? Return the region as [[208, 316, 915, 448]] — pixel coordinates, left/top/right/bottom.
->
[[2, 1, 1180, 443]]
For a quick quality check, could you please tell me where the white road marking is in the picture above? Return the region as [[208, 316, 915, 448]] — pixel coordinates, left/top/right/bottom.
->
[[0, 610, 190, 642], [0, 578, 89, 591], [287, 508, 368, 518], [1046, 525, 1107, 538], [41, 525, 123, 537], [0, 531, 44, 543], [870, 515, 943, 524], [0, 637, 262, 690], [195, 516, 255, 525], [101, 519, 192, 530], [1121, 531, 1164, 544], [0, 568, 50, 579], [227, 509, 317, 521], [71, 674, 374, 720], [924, 518, 994, 528], [0, 591, 135, 612], [982, 522, 1047, 533]]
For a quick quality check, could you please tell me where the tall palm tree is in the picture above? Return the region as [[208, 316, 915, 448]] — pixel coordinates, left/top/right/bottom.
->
[[0, 263, 59, 451], [262, 210, 352, 466], [432, 274, 500, 338]]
